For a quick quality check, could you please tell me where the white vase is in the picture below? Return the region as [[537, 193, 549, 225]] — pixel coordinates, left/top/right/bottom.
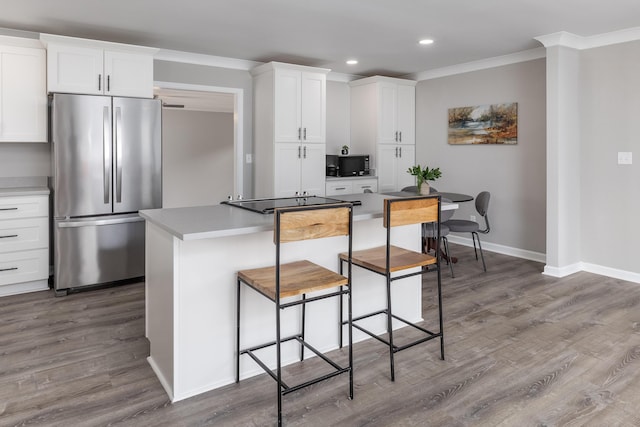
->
[[419, 182, 430, 195]]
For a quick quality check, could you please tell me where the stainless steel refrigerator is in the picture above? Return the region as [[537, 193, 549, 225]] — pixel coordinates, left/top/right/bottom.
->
[[50, 93, 161, 294]]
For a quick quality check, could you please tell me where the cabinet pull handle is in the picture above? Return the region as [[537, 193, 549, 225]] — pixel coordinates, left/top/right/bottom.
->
[[107, 75, 111, 92], [303, 146, 307, 158], [298, 128, 301, 140], [298, 146, 301, 158], [362, 186, 371, 189], [399, 131, 402, 142], [303, 128, 307, 140], [0, 234, 18, 239], [395, 147, 398, 158], [98, 74, 102, 91], [0, 207, 18, 211], [399, 147, 402, 157], [335, 187, 346, 190], [0, 267, 18, 272]]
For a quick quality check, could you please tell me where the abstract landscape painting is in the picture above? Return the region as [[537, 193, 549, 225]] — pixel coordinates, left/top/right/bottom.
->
[[448, 103, 518, 145]]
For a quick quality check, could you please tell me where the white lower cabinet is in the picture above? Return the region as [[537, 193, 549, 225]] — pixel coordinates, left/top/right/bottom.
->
[[0, 193, 49, 297], [274, 143, 326, 197], [326, 178, 378, 196], [377, 145, 415, 192]]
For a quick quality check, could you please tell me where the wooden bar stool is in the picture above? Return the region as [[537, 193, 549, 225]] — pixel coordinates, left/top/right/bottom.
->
[[236, 203, 354, 426], [339, 195, 444, 381]]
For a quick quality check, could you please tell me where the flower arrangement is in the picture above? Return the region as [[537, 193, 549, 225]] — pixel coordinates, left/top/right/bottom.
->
[[407, 165, 442, 194]]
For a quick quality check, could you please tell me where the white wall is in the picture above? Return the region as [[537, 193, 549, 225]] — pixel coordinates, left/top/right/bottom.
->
[[579, 40, 640, 273], [162, 110, 234, 207], [415, 59, 547, 254]]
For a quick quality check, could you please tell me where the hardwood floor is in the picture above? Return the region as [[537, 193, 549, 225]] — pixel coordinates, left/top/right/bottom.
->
[[2, 244, 640, 426]]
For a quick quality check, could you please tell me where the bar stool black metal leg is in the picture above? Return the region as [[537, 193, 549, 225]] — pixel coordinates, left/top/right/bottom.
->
[[300, 294, 306, 361], [348, 282, 354, 399], [236, 279, 241, 383], [276, 295, 283, 426], [339, 259, 344, 349], [386, 274, 395, 381]]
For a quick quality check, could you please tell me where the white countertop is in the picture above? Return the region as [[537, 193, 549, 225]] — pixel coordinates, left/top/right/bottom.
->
[[325, 175, 377, 181], [0, 186, 50, 197], [140, 193, 457, 241]]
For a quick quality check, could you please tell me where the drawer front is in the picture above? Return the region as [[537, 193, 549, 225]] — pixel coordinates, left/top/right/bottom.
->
[[0, 217, 48, 253], [354, 180, 378, 193], [0, 248, 48, 286], [0, 195, 48, 220], [326, 182, 353, 196]]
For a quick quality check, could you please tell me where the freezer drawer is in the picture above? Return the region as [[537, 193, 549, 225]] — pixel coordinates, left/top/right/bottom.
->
[[54, 215, 145, 291]]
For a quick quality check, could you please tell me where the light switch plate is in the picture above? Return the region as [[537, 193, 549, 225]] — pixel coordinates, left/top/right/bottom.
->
[[246, 154, 253, 164], [618, 152, 632, 165]]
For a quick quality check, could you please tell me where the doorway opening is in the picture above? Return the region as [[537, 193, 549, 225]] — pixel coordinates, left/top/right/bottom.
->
[[154, 82, 244, 208]]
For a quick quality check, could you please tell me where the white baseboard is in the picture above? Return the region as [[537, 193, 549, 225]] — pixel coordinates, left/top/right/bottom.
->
[[447, 236, 640, 284], [446, 235, 546, 263], [0, 279, 49, 297]]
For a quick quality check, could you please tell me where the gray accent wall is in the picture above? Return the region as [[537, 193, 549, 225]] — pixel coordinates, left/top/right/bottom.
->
[[579, 40, 640, 272], [153, 60, 253, 197], [415, 59, 547, 254]]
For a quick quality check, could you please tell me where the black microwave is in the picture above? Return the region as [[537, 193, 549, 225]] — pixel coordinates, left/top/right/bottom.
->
[[333, 155, 370, 177]]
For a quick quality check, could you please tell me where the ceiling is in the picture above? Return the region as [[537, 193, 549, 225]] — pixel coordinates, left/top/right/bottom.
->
[[2, 0, 640, 77]]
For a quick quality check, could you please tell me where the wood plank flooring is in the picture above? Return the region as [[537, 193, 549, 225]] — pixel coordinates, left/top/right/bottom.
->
[[2, 244, 640, 426]]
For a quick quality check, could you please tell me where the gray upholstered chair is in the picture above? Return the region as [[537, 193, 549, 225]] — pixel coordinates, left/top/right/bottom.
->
[[443, 191, 490, 271], [423, 198, 455, 277]]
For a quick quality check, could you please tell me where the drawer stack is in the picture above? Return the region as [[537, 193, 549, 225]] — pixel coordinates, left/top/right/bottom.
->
[[0, 194, 49, 296]]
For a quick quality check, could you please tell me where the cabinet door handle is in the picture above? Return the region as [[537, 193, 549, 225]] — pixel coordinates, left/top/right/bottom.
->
[[0, 207, 18, 211], [107, 75, 111, 92], [395, 147, 398, 158], [0, 234, 18, 239], [395, 131, 398, 142], [335, 187, 346, 190], [0, 267, 18, 272], [399, 131, 402, 142], [399, 147, 402, 157], [303, 146, 307, 158], [303, 128, 307, 140], [98, 74, 102, 91], [298, 128, 301, 140], [298, 146, 301, 158], [361, 186, 371, 189]]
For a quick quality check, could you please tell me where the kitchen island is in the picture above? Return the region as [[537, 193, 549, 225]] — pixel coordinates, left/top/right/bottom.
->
[[140, 193, 456, 402]]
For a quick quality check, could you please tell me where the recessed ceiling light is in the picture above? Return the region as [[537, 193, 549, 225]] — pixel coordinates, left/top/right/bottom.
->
[[346, 59, 358, 65], [418, 39, 434, 45]]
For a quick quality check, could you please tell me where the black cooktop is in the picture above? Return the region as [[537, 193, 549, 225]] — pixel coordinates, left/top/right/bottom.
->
[[223, 196, 360, 214]]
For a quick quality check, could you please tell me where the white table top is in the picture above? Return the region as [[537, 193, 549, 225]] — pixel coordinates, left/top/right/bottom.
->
[[140, 193, 457, 241]]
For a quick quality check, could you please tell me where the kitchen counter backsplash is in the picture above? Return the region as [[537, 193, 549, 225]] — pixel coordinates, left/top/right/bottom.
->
[[0, 176, 48, 189]]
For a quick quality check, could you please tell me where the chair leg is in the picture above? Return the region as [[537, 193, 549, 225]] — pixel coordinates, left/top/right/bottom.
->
[[300, 294, 306, 361], [236, 279, 241, 383], [442, 236, 454, 278], [347, 281, 354, 400], [471, 232, 479, 260], [339, 260, 344, 349], [474, 232, 487, 272], [276, 293, 283, 426], [386, 274, 395, 382]]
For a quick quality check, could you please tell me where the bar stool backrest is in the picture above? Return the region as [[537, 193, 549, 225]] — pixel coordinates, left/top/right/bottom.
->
[[383, 196, 440, 228], [275, 204, 352, 243]]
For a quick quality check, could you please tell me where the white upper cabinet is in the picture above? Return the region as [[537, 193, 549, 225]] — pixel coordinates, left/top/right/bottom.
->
[[41, 34, 157, 98], [0, 37, 47, 143], [273, 67, 326, 143]]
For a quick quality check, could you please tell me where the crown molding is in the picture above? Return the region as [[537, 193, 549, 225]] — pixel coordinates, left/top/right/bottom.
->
[[535, 26, 640, 49], [155, 48, 261, 71], [409, 47, 546, 81]]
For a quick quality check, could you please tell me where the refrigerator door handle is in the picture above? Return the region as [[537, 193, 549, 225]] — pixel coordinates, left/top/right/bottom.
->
[[57, 216, 145, 228], [115, 106, 123, 203], [103, 106, 111, 204]]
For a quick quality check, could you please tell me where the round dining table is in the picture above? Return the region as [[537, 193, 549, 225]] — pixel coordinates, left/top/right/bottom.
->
[[383, 191, 474, 203]]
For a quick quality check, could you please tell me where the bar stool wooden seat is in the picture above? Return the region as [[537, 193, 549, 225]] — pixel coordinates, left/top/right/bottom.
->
[[236, 203, 354, 426], [339, 195, 444, 381]]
